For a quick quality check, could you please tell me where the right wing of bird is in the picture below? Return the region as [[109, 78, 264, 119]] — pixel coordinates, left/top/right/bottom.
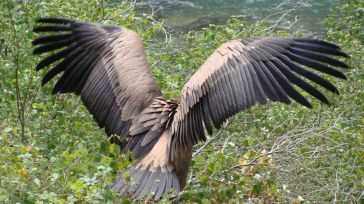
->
[[33, 18, 163, 156], [171, 37, 349, 150]]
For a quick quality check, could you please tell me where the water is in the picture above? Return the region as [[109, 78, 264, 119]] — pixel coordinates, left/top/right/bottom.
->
[[138, 0, 340, 33]]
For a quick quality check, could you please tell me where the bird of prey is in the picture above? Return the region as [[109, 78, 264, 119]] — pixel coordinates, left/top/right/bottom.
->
[[32, 17, 349, 201]]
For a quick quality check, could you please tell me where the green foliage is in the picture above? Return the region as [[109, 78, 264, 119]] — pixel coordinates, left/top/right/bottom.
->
[[0, 1, 159, 203], [1, 0, 363, 203]]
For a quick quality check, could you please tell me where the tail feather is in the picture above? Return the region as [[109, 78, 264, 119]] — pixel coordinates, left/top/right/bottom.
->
[[135, 171, 160, 199], [112, 130, 191, 201], [112, 166, 180, 201]]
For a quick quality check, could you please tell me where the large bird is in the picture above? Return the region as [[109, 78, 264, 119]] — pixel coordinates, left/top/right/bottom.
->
[[32, 17, 349, 201]]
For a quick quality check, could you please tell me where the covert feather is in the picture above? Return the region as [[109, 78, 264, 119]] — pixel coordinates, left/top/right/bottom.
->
[[33, 18, 349, 201]]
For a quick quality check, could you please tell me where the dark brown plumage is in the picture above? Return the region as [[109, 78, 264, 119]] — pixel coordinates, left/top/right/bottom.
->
[[33, 17, 349, 201]]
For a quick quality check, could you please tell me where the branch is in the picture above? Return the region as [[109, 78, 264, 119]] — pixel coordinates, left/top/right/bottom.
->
[[261, 0, 309, 34], [193, 118, 233, 157], [228, 148, 285, 171]]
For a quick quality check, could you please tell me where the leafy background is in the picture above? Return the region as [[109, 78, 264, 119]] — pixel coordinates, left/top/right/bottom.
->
[[0, 0, 363, 203]]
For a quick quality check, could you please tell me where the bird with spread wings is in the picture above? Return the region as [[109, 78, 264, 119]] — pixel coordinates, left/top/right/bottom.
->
[[32, 17, 349, 201]]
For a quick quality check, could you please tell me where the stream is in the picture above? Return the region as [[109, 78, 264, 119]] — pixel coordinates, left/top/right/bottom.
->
[[136, 0, 340, 34]]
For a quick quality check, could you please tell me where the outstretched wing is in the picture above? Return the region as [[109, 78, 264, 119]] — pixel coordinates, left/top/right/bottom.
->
[[33, 18, 162, 151], [171, 37, 349, 148]]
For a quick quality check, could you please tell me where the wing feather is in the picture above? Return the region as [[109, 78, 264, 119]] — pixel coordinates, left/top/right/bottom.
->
[[33, 18, 162, 154], [171, 37, 348, 150]]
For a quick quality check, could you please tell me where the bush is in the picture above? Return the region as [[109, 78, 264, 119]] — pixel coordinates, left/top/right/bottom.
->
[[0, 0, 362, 203]]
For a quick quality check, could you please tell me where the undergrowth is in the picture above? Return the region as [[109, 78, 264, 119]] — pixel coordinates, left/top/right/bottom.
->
[[0, 0, 363, 203]]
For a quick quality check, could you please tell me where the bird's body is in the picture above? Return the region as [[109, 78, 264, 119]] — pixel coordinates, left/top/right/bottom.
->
[[33, 17, 349, 200]]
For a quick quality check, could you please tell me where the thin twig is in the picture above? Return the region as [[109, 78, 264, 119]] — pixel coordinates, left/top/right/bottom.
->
[[261, 0, 309, 34], [6, 0, 26, 143], [193, 118, 233, 157]]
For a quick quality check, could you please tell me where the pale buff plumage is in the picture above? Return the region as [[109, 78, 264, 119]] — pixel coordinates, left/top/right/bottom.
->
[[33, 18, 349, 201]]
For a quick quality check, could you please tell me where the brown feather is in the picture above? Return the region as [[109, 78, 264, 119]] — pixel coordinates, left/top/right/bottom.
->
[[33, 18, 162, 155], [171, 37, 348, 150], [34, 18, 349, 201]]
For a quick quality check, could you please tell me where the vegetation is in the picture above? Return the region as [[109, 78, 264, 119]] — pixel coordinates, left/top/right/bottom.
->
[[0, 0, 363, 203]]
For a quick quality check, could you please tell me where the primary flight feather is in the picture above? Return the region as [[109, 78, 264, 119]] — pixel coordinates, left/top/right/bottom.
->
[[33, 17, 349, 201]]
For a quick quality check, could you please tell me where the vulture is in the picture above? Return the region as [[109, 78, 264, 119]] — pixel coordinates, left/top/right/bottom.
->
[[32, 17, 349, 201]]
